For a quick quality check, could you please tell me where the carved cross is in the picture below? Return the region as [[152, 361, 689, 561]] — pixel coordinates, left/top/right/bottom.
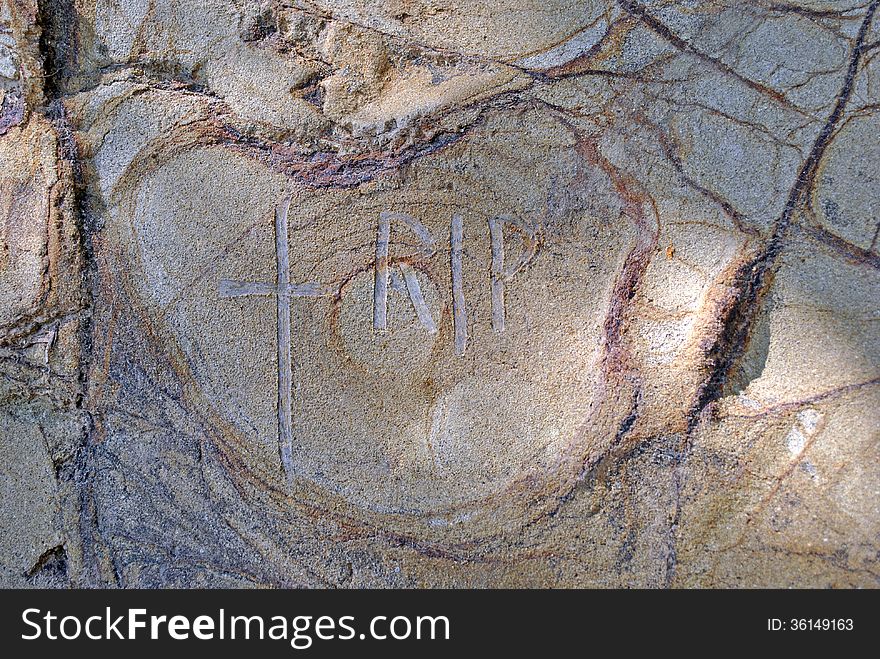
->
[[218, 197, 330, 482]]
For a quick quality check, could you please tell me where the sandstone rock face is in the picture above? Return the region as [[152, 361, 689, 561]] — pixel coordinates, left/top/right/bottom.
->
[[0, 0, 877, 587]]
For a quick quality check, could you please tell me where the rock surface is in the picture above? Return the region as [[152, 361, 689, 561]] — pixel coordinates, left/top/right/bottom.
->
[[0, 0, 877, 587]]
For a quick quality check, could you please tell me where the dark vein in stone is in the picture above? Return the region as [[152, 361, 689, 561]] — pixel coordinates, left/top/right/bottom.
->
[[664, 0, 879, 588], [617, 0, 800, 110]]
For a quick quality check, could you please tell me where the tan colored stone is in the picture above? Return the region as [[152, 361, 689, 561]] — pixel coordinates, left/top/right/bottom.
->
[[0, 0, 877, 588]]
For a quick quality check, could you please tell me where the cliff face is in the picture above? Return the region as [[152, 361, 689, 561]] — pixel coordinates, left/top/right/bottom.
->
[[1, 0, 877, 588]]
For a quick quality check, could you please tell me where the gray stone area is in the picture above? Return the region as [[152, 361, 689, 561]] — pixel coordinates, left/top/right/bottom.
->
[[0, 0, 878, 587]]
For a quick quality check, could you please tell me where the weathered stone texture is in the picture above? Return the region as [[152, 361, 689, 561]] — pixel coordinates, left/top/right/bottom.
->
[[0, 0, 878, 587]]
